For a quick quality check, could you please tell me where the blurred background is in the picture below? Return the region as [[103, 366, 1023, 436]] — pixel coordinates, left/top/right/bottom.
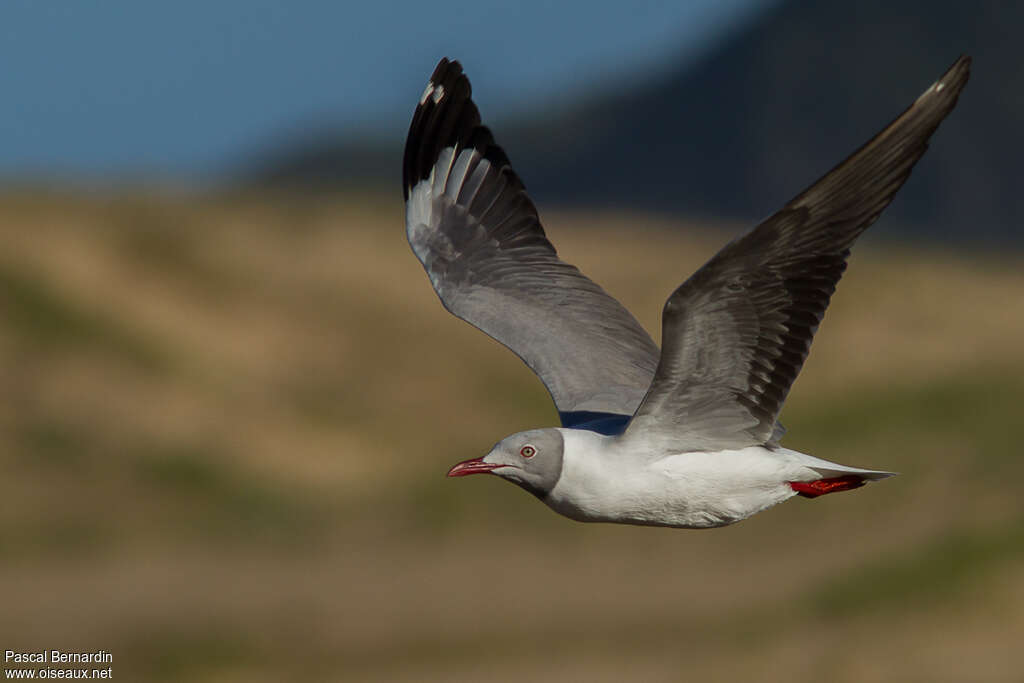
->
[[2, 1, 1022, 681]]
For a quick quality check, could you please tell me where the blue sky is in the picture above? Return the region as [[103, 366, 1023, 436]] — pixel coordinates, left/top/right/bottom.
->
[[0, 0, 769, 178]]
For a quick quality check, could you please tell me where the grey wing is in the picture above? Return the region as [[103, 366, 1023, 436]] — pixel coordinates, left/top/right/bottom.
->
[[623, 55, 971, 451], [403, 59, 659, 427]]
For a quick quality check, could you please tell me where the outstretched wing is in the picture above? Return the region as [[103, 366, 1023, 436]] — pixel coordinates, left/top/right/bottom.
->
[[404, 58, 659, 429], [622, 56, 971, 452]]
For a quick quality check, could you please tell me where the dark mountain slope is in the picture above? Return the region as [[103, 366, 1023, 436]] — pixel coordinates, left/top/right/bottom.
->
[[249, 0, 1022, 245], [507, 0, 1018, 243]]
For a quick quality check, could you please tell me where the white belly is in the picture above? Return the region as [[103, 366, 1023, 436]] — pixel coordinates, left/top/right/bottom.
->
[[545, 445, 812, 529]]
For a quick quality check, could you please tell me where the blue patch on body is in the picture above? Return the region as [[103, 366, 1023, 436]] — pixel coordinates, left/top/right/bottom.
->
[[559, 411, 631, 436]]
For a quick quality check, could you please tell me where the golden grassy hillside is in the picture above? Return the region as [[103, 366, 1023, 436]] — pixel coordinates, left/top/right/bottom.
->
[[1, 190, 1022, 681]]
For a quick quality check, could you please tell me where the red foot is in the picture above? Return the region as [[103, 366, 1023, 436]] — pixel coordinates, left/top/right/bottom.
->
[[789, 475, 866, 498]]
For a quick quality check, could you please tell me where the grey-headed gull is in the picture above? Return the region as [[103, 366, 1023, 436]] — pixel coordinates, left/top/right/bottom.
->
[[402, 56, 970, 528]]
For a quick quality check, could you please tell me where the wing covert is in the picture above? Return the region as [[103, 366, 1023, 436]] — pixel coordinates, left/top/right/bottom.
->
[[623, 56, 971, 451], [404, 59, 660, 422]]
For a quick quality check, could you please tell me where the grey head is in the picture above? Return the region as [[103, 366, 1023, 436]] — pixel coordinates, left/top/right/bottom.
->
[[447, 428, 564, 499]]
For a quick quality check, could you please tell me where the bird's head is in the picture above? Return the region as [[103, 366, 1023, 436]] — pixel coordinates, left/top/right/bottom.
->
[[447, 428, 564, 499]]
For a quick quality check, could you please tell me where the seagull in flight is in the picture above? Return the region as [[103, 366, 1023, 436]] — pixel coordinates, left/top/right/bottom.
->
[[402, 56, 970, 528]]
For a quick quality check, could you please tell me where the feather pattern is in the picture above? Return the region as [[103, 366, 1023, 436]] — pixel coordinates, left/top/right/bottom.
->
[[403, 59, 660, 419], [623, 56, 971, 452]]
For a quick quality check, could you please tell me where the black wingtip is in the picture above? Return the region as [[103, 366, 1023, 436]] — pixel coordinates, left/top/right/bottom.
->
[[781, 54, 971, 230], [403, 58, 520, 202], [930, 54, 971, 103], [947, 54, 972, 80], [402, 58, 478, 200], [911, 54, 970, 126], [429, 57, 465, 90]]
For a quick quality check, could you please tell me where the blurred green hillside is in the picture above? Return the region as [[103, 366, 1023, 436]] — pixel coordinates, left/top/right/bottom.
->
[[1, 191, 1022, 681]]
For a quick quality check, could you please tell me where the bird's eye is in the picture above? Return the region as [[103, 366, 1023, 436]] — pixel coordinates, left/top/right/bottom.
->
[[520, 445, 536, 458]]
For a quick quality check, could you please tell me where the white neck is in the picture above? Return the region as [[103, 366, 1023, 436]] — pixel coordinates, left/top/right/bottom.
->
[[545, 429, 651, 522]]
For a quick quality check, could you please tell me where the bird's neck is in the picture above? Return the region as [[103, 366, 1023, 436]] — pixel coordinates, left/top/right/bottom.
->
[[545, 429, 640, 521]]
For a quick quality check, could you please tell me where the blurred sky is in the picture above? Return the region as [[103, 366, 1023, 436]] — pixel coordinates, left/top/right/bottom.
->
[[0, 0, 770, 179]]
